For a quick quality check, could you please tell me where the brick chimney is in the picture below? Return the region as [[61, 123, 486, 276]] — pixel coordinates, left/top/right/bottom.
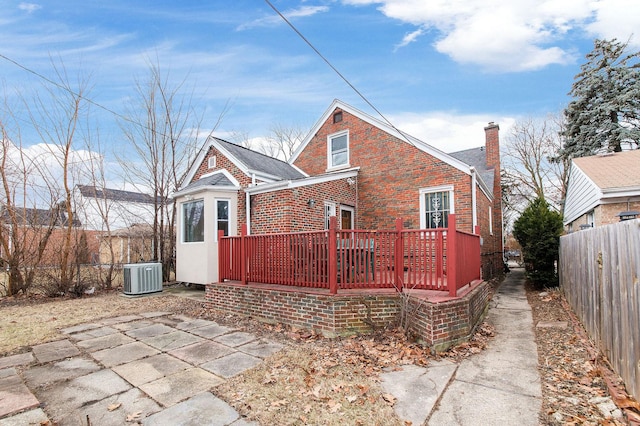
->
[[484, 121, 503, 275], [484, 121, 500, 172]]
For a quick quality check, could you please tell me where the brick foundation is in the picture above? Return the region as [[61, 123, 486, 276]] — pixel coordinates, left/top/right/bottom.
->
[[204, 281, 489, 350]]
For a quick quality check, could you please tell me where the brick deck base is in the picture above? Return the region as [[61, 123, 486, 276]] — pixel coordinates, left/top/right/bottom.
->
[[204, 281, 489, 351]]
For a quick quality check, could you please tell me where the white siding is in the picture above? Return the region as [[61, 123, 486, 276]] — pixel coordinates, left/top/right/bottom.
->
[[176, 189, 238, 285], [563, 164, 602, 225]]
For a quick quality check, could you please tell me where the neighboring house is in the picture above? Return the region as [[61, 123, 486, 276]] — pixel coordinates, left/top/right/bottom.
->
[[174, 99, 503, 285], [563, 150, 640, 231], [73, 185, 160, 264], [74, 185, 157, 231]]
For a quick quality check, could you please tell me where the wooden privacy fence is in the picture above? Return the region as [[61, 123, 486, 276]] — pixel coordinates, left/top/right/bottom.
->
[[559, 219, 640, 400], [219, 214, 481, 296]]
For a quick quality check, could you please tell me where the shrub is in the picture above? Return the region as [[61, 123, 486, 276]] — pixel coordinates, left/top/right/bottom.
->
[[513, 198, 563, 289]]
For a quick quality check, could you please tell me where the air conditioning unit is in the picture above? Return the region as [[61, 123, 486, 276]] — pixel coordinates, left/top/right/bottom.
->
[[123, 262, 163, 295]]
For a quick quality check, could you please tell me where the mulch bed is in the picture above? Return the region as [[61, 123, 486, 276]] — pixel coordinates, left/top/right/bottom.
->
[[526, 281, 640, 425]]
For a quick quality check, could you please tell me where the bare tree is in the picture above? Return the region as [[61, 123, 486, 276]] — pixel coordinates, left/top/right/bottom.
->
[[502, 115, 570, 218], [75, 137, 119, 289], [260, 123, 306, 160], [119, 60, 208, 281], [0, 111, 62, 295]]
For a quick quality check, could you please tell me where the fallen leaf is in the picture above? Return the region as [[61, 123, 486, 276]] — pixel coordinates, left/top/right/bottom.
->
[[270, 399, 287, 407], [327, 399, 342, 413], [262, 373, 276, 385], [382, 393, 396, 405], [311, 385, 322, 399], [125, 411, 142, 422], [346, 395, 358, 403], [107, 403, 121, 411]]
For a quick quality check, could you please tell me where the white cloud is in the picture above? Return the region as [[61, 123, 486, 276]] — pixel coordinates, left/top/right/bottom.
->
[[343, 0, 640, 71], [18, 2, 41, 14], [237, 5, 329, 30], [394, 27, 425, 50], [586, 0, 640, 47], [388, 111, 516, 153]]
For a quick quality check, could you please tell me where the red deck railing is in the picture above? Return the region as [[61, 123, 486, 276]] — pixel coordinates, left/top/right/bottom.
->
[[218, 214, 481, 296]]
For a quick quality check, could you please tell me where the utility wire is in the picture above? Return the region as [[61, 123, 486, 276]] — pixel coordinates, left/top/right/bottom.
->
[[0, 53, 168, 140], [264, 0, 416, 146]]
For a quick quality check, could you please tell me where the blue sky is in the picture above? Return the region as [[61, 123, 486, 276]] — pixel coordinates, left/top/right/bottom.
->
[[1, 0, 639, 165]]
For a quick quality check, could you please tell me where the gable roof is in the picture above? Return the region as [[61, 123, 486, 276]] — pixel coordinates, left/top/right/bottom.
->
[[563, 150, 640, 225], [184, 137, 305, 187], [572, 150, 640, 191], [289, 99, 472, 175], [77, 185, 157, 205], [173, 170, 241, 197]]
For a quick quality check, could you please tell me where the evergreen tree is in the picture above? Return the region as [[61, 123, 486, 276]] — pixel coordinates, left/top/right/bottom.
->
[[560, 39, 640, 159], [513, 198, 563, 289]]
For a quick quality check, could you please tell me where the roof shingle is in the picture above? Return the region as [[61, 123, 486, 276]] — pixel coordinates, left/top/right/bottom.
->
[[573, 150, 640, 189]]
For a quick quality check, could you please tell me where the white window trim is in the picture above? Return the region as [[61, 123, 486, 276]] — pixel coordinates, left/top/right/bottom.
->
[[327, 130, 349, 170], [214, 198, 230, 242], [419, 185, 455, 229], [324, 202, 336, 229], [339, 205, 355, 229], [489, 206, 493, 235], [182, 198, 205, 244]]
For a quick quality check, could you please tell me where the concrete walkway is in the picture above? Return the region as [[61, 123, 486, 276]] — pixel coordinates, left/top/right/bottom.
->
[[381, 267, 543, 425]]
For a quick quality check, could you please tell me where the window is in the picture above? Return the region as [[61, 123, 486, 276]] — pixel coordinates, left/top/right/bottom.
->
[[324, 202, 336, 229], [328, 131, 349, 168], [216, 199, 229, 239], [183, 200, 204, 242], [586, 210, 594, 228], [419, 186, 454, 229]]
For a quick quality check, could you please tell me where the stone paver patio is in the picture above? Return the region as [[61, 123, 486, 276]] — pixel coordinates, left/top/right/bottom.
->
[[0, 311, 284, 425]]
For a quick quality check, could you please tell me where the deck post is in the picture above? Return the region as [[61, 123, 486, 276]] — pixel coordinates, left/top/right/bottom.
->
[[394, 218, 403, 292], [218, 230, 225, 282], [328, 216, 338, 294], [447, 214, 458, 297], [240, 224, 247, 285]]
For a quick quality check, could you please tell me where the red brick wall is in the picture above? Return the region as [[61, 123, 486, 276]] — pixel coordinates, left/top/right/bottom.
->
[[250, 178, 357, 233], [205, 281, 489, 350], [294, 108, 476, 232]]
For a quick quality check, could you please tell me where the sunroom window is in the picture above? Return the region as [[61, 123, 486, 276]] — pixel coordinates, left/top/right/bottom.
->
[[183, 199, 204, 242], [216, 199, 229, 238]]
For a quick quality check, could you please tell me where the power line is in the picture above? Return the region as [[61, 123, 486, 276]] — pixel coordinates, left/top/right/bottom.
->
[[0, 53, 140, 128], [264, 0, 416, 146], [0, 53, 183, 144]]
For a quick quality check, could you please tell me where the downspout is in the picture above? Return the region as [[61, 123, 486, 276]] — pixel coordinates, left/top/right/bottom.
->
[[246, 173, 256, 235], [470, 167, 478, 230]]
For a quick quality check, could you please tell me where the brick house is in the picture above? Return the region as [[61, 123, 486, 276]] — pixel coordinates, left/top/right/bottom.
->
[[174, 99, 503, 286], [563, 149, 640, 231]]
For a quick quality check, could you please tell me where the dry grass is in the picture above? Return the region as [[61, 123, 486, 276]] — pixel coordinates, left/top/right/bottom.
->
[[214, 343, 402, 426], [0, 291, 201, 356]]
